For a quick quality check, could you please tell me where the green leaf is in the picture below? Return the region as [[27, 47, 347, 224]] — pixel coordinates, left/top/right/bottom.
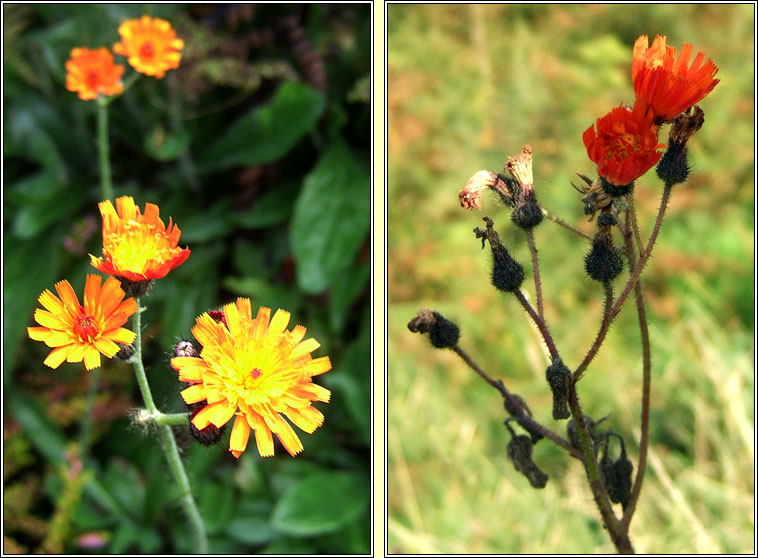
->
[[3, 232, 63, 379], [291, 140, 370, 293], [328, 259, 369, 334], [143, 125, 191, 161], [11, 183, 88, 239], [6, 390, 67, 465], [225, 516, 274, 546], [270, 471, 369, 537], [178, 200, 235, 243], [234, 180, 301, 229], [198, 480, 236, 536], [199, 81, 325, 171]]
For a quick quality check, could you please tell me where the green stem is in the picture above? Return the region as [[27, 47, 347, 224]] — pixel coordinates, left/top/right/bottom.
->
[[541, 207, 594, 241], [620, 208, 652, 530], [129, 298, 208, 553], [568, 385, 634, 554], [79, 368, 101, 459], [96, 98, 113, 202]]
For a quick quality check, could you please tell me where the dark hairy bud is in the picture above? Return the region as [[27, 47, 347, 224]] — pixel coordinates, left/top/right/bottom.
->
[[545, 357, 572, 420], [585, 232, 623, 283], [474, 216, 524, 293], [503, 393, 543, 444], [507, 434, 548, 489], [656, 106, 704, 186], [407, 309, 461, 349]]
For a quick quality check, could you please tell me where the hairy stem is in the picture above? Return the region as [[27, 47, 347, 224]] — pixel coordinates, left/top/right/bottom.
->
[[541, 207, 594, 241], [526, 230, 544, 319], [513, 290, 560, 360], [620, 208, 652, 530], [568, 384, 634, 554], [573, 282, 614, 381], [450, 344, 581, 459], [129, 299, 207, 553]]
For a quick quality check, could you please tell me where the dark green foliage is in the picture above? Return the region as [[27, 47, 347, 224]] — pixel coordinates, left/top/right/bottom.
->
[[5, 4, 370, 554]]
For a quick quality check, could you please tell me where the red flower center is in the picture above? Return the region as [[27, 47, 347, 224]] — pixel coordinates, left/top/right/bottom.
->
[[140, 42, 156, 59], [86, 71, 99, 89], [250, 368, 262, 380], [74, 312, 98, 342]]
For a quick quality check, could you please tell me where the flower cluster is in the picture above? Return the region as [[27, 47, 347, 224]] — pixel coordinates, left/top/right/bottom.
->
[[584, 35, 718, 187], [65, 15, 183, 101], [29, 196, 188, 370]]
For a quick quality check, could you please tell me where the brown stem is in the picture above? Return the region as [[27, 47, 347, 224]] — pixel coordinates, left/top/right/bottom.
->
[[525, 230, 545, 320], [568, 384, 634, 554], [541, 207, 594, 241], [450, 344, 581, 459], [620, 209, 652, 530], [573, 282, 614, 381], [513, 290, 560, 360]]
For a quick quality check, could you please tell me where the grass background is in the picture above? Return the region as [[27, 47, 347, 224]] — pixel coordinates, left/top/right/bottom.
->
[[387, 4, 754, 554]]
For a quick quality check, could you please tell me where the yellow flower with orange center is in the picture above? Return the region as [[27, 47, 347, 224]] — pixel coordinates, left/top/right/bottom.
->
[[113, 16, 184, 78], [65, 47, 125, 101], [28, 275, 138, 371], [90, 196, 190, 282], [171, 298, 332, 458]]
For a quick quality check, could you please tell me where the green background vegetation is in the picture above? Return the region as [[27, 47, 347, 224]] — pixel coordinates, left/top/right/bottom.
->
[[388, 4, 753, 554], [4, 4, 370, 554]]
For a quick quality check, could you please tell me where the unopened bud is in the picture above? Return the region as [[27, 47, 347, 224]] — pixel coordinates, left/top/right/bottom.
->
[[408, 309, 460, 349], [585, 231, 623, 283], [545, 357, 571, 420], [474, 217, 524, 293], [114, 342, 135, 361], [173, 339, 199, 358], [656, 106, 704, 186]]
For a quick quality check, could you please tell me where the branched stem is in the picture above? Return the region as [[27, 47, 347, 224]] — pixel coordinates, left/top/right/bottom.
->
[[450, 344, 581, 459], [129, 299, 208, 553], [568, 384, 634, 554]]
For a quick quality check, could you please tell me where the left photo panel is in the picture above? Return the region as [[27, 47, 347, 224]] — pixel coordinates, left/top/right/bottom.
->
[[4, 4, 372, 555]]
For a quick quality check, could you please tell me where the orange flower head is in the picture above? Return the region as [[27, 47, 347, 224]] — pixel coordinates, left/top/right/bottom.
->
[[583, 101, 666, 187], [171, 299, 332, 459], [28, 275, 137, 371], [90, 196, 190, 282], [632, 35, 719, 123], [65, 47, 125, 101], [113, 16, 184, 78]]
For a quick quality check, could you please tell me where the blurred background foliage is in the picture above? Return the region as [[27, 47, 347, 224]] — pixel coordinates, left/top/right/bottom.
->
[[4, 3, 370, 554], [388, 4, 753, 554]]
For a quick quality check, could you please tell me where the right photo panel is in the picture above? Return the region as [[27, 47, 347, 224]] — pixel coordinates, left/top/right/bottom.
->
[[387, 4, 754, 554]]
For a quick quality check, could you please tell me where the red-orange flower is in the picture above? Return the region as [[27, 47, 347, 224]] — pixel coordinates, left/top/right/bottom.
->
[[583, 101, 665, 187], [90, 196, 190, 282], [65, 47, 125, 101], [113, 16, 184, 78], [28, 275, 137, 371], [632, 35, 719, 123], [171, 299, 332, 458]]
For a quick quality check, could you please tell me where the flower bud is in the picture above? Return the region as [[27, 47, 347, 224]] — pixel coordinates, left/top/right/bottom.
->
[[114, 342, 135, 360], [656, 106, 704, 186], [601, 433, 633, 508], [585, 228, 623, 284], [188, 402, 226, 446], [173, 339, 199, 358], [507, 434, 548, 488], [474, 217, 524, 293], [407, 309, 460, 349], [116, 277, 153, 298], [545, 357, 571, 420]]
